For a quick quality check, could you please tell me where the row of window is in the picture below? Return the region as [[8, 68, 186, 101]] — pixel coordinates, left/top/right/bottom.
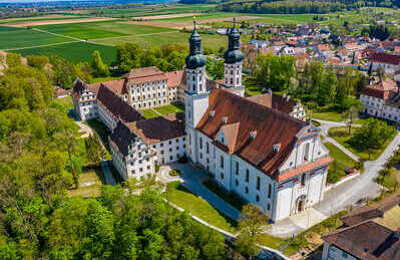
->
[[132, 99, 167, 109]]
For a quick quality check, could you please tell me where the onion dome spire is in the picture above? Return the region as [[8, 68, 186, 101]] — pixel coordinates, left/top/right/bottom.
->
[[224, 17, 244, 64], [186, 19, 206, 69]]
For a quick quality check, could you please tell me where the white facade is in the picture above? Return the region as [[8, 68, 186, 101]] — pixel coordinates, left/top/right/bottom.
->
[[74, 90, 98, 121], [185, 66, 209, 163], [360, 93, 400, 122], [151, 136, 187, 166], [128, 79, 168, 110], [193, 125, 329, 221], [322, 243, 358, 260]]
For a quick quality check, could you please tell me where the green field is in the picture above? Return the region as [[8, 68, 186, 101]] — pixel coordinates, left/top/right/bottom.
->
[[0, 26, 73, 50], [15, 41, 117, 64], [92, 31, 227, 49], [36, 21, 176, 40]]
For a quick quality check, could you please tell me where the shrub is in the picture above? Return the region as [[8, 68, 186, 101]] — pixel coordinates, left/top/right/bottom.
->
[[155, 163, 159, 173], [169, 169, 181, 177]]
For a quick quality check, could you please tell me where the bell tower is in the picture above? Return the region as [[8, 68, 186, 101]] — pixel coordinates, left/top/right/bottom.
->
[[185, 20, 209, 163], [223, 18, 244, 96]]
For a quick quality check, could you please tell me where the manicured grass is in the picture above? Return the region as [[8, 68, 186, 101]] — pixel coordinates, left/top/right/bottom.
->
[[375, 205, 400, 230], [141, 109, 160, 119], [92, 31, 227, 49], [203, 180, 246, 211], [54, 96, 74, 110], [0, 26, 73, 49], [89, 76, 122, 84], [245, 86, 263, 96], [325, 142, 358, 169], [154, 103, 185, 115], [15, 41, 117, 64], [312, 107, 347, 122], [328, 126, 397, 161], [68, 168, 105, 198], [166, 181, 237, 233]]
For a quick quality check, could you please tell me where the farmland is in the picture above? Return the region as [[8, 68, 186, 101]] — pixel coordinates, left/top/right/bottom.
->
[[14, 41, 117, 64]]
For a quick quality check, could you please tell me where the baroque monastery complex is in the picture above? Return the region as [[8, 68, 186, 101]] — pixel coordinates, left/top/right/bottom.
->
[[72, 20, 330, 222]]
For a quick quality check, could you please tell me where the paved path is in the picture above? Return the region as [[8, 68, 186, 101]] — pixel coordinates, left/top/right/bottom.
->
[[317, 119, 360, 161], [267, 132, 400, 237], [162, 163, 241, 221], [101, 161, 117, 186], [75, 121, 93, 138]]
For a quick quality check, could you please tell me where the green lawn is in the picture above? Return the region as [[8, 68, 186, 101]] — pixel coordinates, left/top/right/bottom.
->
[[54, 96, 74, 110], [140, 109, 160, 119], [312, 107, 347, 122], [68, 168, 105, 198], [0, 26, 73, 49], [154, 103, 185, 115], [15, 41, 117, 65], [328, 126, 397, 161], [245, 86, 263, 96], [92, 31, 227, 49], [325, 142, 358, 169], [166, 181, 237, 233]]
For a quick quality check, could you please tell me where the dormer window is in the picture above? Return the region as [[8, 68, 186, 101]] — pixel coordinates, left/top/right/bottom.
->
[[273, 143, 281, 153], [222, 117, 228, 124], [210, 110, 215, 117], [250, 131, 257, 140]]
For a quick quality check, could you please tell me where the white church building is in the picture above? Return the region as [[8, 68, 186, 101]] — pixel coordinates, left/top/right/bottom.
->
[[184, 20, 332, 221]]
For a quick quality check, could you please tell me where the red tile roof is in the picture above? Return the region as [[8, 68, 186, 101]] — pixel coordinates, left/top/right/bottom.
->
[[196, 89, 307, 177], [126, 113, 185, 144], [370, 53, 400, 65], [71, 79, 100, 102], [165, 70, 185, 88], [317, 44, 330, 52], [361, 79, 398, 100], [124, 66, 167, 85], [322, 221, 400, 260], [340, 206, 383, 227], [247, 93, 299, 115], [109, 122, 136, 157]]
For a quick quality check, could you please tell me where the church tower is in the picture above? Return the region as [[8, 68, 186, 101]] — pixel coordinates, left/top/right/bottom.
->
[[223, 18, 244, 97], [185, 20, 209, 163]]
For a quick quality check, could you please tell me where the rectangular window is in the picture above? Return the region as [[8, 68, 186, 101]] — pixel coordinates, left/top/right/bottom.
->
[[256, 176, 260, 190], [304, 143, 310, 161], [245, 169, 249, 182], [206, 142, 209, 153], [199, 137, 203, 149], [220, 156, 224, 169], [235, 161, 239, 175]]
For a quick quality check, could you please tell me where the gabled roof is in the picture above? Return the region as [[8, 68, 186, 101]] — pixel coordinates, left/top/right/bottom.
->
[[247, 92, 299, 115], [71, 78, 100, 102], [126, 113, 185, 144], [97, 84, 145, 123], [370, 53, 400, 65], [361, 79, 398, 100], [219, 122, 240, 154], [165, 70, 185, 88], [109, 122, 136, 157], [317, 43, 330, 52], [322, 221, 400, 260], [340, 206, 383, 227], [123, 66, 167, 85], [196, 89, 307, 178]]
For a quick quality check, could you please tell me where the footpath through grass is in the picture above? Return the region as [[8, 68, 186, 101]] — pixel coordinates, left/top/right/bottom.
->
[[166, 181, 237, 233], [328, 126, 397, 161]]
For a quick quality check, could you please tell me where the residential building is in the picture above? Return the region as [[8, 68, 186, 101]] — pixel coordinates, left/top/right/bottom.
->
[[368, 53, 400, 75], [322, 221, 400, 260], [360, 78, 400, 122]]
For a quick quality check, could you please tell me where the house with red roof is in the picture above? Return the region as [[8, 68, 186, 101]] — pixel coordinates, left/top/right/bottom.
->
[[368, 53, 400, 75], [360, 78, 400, 122]]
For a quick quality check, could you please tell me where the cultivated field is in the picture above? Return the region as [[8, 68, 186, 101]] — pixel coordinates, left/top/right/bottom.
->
[[5, 17, 116, 27]]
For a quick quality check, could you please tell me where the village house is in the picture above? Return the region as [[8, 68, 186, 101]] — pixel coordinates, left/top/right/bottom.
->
[[360, 78, 400, 122], [368, 52, 400, 75]]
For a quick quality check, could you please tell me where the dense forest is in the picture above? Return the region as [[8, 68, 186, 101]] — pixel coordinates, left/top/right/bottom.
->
[[0, 53, 229, 259]]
